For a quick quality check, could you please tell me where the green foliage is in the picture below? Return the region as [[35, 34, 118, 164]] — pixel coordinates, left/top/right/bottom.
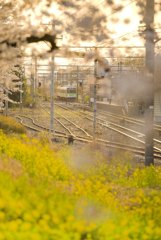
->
[[0, 132, 160, 239], [9, 66, 24, 106], [84, 95, 90, 104], [22, 90, 35, 107], [0, 115, 26, 134], [9, 65, 33, 108], [131, 166, 161, 188]]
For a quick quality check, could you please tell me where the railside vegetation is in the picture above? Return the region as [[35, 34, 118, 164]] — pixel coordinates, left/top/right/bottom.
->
[[0, 115, 26, 134], [0, 132, 160, 239]]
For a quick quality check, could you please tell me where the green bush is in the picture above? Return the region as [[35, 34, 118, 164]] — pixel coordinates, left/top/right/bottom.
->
[[0, 115, 26, 134]]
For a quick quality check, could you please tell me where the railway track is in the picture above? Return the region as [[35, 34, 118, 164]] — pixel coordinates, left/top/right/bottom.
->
[[10, 100, 161, 163], [59, 102, 161, 135], [16, 112, 93, 143], [54, 103, 161, 157], [97, 109, 161, 135], [56, 112, 92, 139], [16, 115, 67, 137], [92, 109, 161, 151], [82, 114, 161, 153], [55, 103, 146, 143], [15, 112, 161, 162], [16, 114, 159, 159], [55, 102, 161, 143], [37, 102, 93, 140]]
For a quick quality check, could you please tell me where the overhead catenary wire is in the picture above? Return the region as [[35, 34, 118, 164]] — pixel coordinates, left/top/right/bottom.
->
[[26, 0, 153, 56], [59, 0, 138, 37], [55, 1, 160, 52], [21, 0, 161, 60], [40, 0, 138, 45]]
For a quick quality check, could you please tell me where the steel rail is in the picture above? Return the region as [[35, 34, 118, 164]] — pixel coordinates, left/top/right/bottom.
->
[[55, 103, 161, 153], [56, 112, 92, 138], [54, 117, 75, 137], [40, 103, 92, 138], [98, 109, 161, 132], [16, 115, 66, 135], [16, 114, 161, 160]]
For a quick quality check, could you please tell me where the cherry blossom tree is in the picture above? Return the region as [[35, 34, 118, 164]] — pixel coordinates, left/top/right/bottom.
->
[[0, 0, 160, 110]]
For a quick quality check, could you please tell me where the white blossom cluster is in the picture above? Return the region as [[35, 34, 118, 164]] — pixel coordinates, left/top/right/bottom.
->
[[0, 59, 23, 109]]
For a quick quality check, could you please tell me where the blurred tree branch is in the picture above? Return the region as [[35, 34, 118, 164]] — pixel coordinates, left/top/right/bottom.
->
[[0, 34, 58, 53]]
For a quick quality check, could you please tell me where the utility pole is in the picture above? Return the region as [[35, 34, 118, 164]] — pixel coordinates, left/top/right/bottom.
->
[[30, 61, 34, 104], [93, 59, 98, 139], [4, 90, 8, 116], [50, 21, 55, 134], [20, 68, 24, 112], [34, 57, 37, 106], [144, 0, 155, 165], [77, 66, 79, 102], [20, 85, 23, 111]]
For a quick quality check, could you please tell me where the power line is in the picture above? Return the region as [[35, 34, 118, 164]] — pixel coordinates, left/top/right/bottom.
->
[[114, 30, 139, 40], [99, 27, 161, 47], [59, 45, 161, 48], [53, 0, 138, 43], [105, 0, 137, 18], [67, 0, 137, 24]]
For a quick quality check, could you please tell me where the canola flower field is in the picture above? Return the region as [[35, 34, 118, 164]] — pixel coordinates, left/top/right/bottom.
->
[[0, 131, 160, 240]]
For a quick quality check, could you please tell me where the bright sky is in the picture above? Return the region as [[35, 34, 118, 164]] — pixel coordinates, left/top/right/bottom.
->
[[110, 3, 141, 42]]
